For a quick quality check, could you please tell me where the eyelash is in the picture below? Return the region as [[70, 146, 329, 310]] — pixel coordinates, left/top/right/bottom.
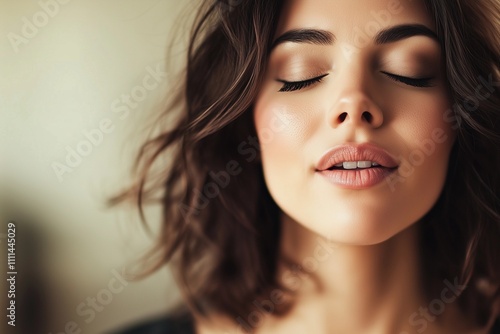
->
[[277, 72, 434, 92], [380, 71, 434, 88], [277, 74, 328, 92]]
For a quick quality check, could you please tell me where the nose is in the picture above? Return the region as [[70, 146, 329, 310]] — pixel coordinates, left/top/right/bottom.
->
[[328, 86, 384, 130]]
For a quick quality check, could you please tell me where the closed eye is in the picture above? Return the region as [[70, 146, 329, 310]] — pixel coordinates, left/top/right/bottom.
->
[[277, 74, 329, 92], [381, 71, 434, 88]]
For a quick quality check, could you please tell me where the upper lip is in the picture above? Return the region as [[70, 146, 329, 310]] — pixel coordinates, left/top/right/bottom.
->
[[315, 143, 399, 171]]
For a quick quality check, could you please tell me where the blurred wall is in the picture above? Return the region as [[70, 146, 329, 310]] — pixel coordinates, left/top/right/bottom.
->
[[0, 1, 198, 333]]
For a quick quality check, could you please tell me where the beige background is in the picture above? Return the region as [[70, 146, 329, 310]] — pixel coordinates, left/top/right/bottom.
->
[[0, 1, 198, 333]]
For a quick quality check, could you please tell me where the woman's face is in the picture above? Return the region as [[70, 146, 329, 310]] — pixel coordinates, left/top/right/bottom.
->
[[253, 0, 456, 244]]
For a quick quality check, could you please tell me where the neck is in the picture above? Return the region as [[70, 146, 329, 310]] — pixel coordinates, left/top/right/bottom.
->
[[276, 212, 427, 333]]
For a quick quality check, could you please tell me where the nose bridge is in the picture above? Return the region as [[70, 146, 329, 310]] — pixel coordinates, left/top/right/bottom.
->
[[337, 60, 369, 100], [328, 63, 384, 129]]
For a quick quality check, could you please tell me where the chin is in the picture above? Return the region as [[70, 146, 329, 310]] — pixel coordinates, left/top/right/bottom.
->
[[307, 214, 419, 246]]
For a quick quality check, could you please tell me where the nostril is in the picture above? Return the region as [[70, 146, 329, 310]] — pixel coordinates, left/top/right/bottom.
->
[[362, 111, 373, 123], [338, 112, 348, 122]]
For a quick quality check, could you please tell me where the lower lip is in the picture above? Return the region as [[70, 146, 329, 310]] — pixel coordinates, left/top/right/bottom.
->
[[316, 167, 397, 189]]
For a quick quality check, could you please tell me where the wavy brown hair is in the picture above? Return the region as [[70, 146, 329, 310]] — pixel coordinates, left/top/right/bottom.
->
[[111, 0, 500, 327]]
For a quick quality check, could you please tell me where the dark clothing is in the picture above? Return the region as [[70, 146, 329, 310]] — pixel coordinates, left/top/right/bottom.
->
[[113, 312, 500, 334], [112, 311, 195, 334]]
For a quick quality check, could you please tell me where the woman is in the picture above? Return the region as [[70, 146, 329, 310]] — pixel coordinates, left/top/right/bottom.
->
[[112, 0, 500, 333]]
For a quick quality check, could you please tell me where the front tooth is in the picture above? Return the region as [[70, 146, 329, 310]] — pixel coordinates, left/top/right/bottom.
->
[[357, 161, 372, 168], [343, 161, 358, 169]]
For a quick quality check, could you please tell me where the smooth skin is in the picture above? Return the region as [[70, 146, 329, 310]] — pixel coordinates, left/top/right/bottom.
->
[[197, 0, 497, 333]]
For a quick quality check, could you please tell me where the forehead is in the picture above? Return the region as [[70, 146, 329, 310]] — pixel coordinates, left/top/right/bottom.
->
[[275, 0, 435, 41]]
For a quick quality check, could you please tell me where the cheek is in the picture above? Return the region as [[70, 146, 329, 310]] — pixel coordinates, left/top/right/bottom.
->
[[253, 97, 311, 164], [253, 96, 316, 203], [387, 92, 456, 226], [395, 93, 456, 180], [254, 99, 309, 144]]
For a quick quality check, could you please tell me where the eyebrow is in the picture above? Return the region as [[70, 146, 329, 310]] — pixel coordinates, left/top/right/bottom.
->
[[375, 24, 438, 44], [271, 24, 439, 50], [271, 29, 334, 50]]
